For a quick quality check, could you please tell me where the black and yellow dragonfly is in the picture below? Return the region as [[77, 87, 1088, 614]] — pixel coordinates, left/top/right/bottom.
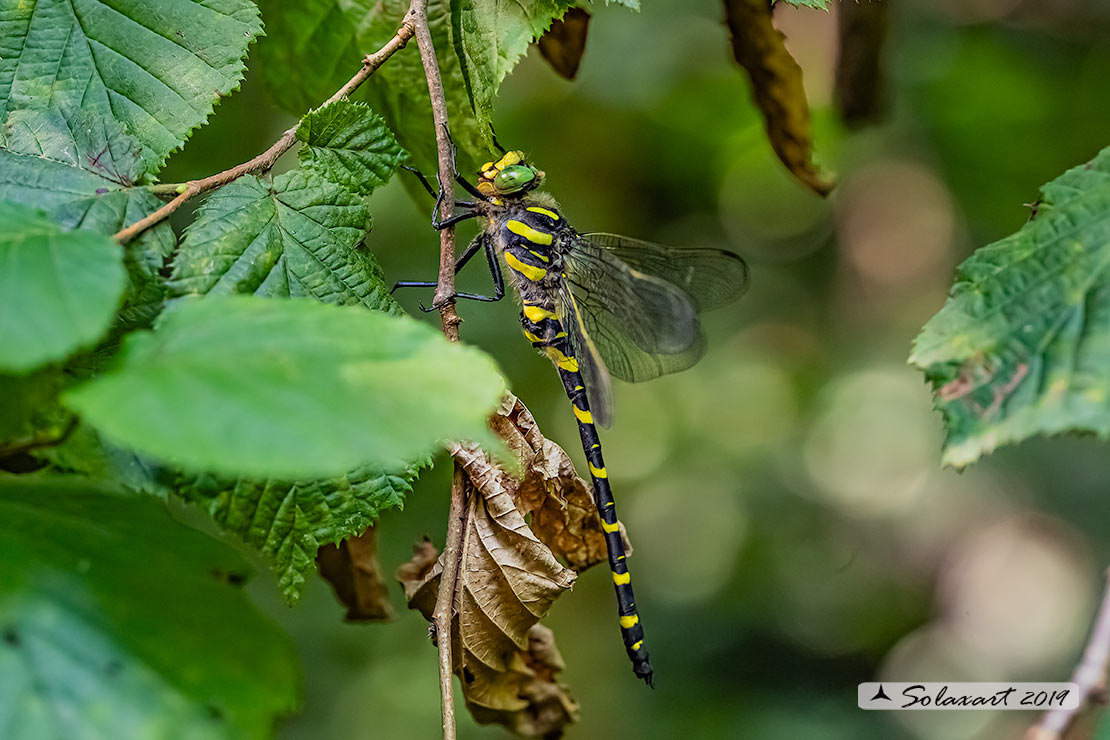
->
[[395, 150, 750, 686]]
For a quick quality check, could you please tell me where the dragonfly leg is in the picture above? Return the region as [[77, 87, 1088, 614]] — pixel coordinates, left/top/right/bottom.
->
[[393, 235, 504, 312], [400, 165, 475, 208], [438, 122, 492, 203]]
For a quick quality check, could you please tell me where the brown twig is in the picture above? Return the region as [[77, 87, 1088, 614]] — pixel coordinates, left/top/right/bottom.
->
[[1027, 569, 1110, 740], [112, 20, 417, 244], [409, 1, 467, 736]]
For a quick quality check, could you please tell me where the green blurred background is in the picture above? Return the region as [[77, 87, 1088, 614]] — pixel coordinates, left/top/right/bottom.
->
[[162, 0, 1110, 737]]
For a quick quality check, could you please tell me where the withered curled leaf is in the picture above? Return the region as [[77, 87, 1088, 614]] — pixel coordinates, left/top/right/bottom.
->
[[317, 524, 394, 621], [398, 394, 595, 737], [466, 624, 579, 738], [537, 8, 591, 80], [723, 0, 835, 196], [489, 394, 626, 572]]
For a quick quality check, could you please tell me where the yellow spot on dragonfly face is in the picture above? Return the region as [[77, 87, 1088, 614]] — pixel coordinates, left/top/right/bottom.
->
[[631, 640, 643, 651], [620, 614, 639, 629], [589, 463, 608, 479], [504, 251, 547, 281], [522, 304, 558, 322], [602, 520, 621, 534], [573, 405, 593, 424], [506, 219, 553, 246], [526, 206, 560, 220], [612, 570, 631, 584]]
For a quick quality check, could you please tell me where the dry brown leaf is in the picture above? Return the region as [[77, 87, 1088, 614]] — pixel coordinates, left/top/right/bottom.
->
[[317, 524, 393, 621], [466, 625, 579, 738], [488, 394, 626, 572], [537, 8, 591, 80], [398, 394, 596, 737], [724, 0, 835, 196]]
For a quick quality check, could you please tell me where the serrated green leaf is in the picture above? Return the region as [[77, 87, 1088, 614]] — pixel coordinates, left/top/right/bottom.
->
[[167, 170, 398, 311], [38, 424, 168, 496], [296, 100, 408, 197], [65, 296, 506, 478], [0, 479, 298, 739], [174, 458, 427, 604], [1, 109, 175, 330], [911, 147, 1110, 468], [773, 0, 830, 8], [0, 202, 126, 374], [452, 0, 574, 138], [0, 0, 262, 172], [258, 0, 490, 179]]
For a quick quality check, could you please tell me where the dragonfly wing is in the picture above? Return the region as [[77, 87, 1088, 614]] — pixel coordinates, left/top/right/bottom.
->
[[562, 238, 706, 386], [554, 282, 615, 428], [581, 233, 750, 312]]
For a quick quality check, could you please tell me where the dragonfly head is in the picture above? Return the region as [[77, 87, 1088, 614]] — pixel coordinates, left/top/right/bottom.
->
[[477, 151, 544, 198]]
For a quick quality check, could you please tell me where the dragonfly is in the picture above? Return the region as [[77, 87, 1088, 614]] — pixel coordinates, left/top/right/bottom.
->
[[394, 149, 750, 686]]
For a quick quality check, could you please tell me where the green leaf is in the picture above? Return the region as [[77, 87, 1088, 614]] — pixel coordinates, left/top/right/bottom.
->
[[257, 0, 490, 179], [0, 369, 71, 455], [452, 0, 574, 137], [0, 202, 126, 374], [65, 296, 506, 478], [174, 459, 427, 604], [168, 170, 398, 311], [773, 0, 831, 8], [0, 479, 298, 739], [910, 147, 1110, 468], [0, 0, 262, 172], [1, 109, 176, 330], [296, 100, 408, 197]]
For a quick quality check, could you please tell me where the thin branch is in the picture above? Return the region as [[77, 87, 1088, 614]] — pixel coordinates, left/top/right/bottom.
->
[[409, 1, 466, 737], [113, 20, 417, 244], [1027, 569, 1110, 740]]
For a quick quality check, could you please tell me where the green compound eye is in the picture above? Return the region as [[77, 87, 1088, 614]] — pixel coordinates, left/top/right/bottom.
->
[[493, 165, 537, 193]]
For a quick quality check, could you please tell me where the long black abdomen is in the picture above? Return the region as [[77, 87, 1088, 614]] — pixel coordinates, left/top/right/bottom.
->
[[520, 305, 654, 686]]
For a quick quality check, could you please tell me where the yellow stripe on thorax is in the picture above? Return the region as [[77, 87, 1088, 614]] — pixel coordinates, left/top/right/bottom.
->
[[522, 304, 558, 323], [526, 206, 560, 220], [506, 219, 553, 245], [504, 251, 547, 281]]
